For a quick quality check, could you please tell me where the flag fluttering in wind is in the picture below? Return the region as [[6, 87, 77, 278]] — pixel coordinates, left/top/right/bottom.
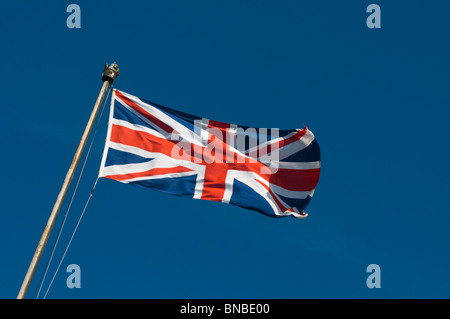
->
[[99, 89, 320, 218]]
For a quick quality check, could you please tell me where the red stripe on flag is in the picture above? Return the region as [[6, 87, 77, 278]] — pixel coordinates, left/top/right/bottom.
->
[[269, 168, 320, 191], [110, 124, 189, 160], [115, 90, 173, 134], [208, 119, 231, 129], [258, 128, 308, 157], [255, 179, 288, 213], [200, 165, 229, 201], [110, 124, 205, 164], [104, 166, 194, 182], [280, 128, 308, 148]]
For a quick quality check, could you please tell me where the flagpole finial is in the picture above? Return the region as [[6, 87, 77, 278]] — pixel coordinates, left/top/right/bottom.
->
[[102, 62, 120, 84]]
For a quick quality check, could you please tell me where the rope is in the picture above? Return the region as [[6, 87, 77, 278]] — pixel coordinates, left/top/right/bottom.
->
[[42, 177, 99, 299], [35, 85, 111, 298]]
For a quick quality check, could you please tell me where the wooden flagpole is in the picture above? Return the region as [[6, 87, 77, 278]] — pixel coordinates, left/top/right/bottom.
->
[[17, 63, 119, 299]]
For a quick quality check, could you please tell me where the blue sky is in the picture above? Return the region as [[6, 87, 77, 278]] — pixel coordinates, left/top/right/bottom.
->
[[1, 1, 449, 298]]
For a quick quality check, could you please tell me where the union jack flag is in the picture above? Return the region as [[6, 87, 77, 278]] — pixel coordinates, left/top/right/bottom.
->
[[99, 89, 320, 218]]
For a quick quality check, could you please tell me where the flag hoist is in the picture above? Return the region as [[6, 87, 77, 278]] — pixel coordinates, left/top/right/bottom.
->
[[17, 63, 120, 299]]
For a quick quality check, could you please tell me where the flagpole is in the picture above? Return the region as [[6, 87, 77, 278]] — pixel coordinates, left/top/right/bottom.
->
[[17, 63, 119, 299]]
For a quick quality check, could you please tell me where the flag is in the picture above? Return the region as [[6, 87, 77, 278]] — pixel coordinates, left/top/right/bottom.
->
[[99, 89, 320, 218]]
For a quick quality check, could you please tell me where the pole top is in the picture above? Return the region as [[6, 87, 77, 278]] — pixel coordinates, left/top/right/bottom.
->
[[102, 62, 120, 84]]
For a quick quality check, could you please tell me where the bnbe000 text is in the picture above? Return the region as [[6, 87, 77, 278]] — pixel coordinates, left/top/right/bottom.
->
[[224, 304, 269, 314]]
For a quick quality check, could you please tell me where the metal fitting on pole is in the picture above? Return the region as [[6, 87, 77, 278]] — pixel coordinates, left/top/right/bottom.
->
[[102, 62, 120, 84]]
